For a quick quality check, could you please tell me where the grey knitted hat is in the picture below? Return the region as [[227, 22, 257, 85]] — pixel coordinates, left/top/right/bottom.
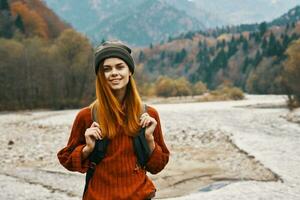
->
[[94, 41, 135, 74]]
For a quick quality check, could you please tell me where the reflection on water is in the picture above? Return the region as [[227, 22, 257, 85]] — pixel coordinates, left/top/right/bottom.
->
[[199, 181, 232, 192]]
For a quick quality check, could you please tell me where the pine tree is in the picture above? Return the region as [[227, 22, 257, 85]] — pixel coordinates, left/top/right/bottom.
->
[[174, 48, 187, 63], [15, 14, 25, 33], [0, 0, 9, 10], [261, 37, 268, 49], [285, 24, 290, 32], [198, 40, 202, 48], [138, 51, 145, 62], [254, 50, 262, 66], [255, 33, 261, 43], [267, 32, 277, 56], [242, 40, 249, 53], [259, 22, 267, 36], [242, 56, 250, 73], [239, 34, 244, 43], [282, 34, 290, 49], [160, 51, 165, 60]]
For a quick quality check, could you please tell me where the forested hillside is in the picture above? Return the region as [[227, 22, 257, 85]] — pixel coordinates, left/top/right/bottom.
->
[[0, 0, 94, 110], [134, 6, 300, 97]]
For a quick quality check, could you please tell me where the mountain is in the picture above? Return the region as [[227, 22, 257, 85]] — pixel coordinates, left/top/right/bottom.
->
[[42, 0, 146, 34], [42, 0, 213, 46], [86, 0, 204, 46], [134, 6, 300, 94], [191, 0, 300, 25], [163, 0, 225, 28], [43, 0, 300, 46], [270, 5, 300, 26]]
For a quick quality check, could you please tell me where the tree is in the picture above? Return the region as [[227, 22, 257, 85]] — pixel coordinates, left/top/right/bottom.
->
[[160, 50, 166, 60], [0, 12, 14, 38], [192, 81, 207, 95], [155, 76, 175, 97], [242, 56, 250, 73], [11, 2, 49, 38], [259, 22, 267, 36], [261, 37, 268, 49], [254, 32, 261, 43], [0, 0, 9, 10], [15, 14, 25, 33], [0, 38, 24, 109], [285, 24, 290, 32], [242, 40, 249, 53], [138, 51, 145, 62], [266, 32, 277, 56], [174, 77, 192, 96], [283, 39, 300, 103], [174, 48, 187, 63], [254, 50, 262, 66], [52, 29, 93, 105]]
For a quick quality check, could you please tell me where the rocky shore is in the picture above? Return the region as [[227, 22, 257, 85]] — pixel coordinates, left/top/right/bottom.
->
[[0, 95, 299, 200]]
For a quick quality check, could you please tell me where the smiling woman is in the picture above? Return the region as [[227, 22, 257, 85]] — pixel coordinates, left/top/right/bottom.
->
[[57, 41, 169, 200], [103, 58, 132, 93]]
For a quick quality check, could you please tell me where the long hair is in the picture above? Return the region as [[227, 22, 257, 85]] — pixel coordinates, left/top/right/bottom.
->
[[89, 61, 142, 139]]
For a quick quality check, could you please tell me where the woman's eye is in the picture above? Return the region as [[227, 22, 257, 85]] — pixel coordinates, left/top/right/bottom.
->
[[117, 65, 124, 70], [103, 67, 110, 71]]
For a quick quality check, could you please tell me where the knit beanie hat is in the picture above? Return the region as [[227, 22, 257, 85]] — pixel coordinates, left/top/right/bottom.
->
[[94, 41, 135, 74]]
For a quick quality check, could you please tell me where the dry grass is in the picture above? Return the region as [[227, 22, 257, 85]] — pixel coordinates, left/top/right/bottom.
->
[[198, 86, 244, 102]]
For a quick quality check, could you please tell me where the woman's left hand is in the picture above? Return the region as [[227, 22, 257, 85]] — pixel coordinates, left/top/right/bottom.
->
[[140, 113, 157, 151]]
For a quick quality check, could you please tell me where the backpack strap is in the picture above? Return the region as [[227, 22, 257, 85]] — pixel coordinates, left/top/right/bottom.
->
[[83, 103, 109, 195], [133, 104, 151, 167]]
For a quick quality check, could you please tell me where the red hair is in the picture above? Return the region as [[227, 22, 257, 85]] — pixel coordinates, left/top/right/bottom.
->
[[90, 61, 142, 139]]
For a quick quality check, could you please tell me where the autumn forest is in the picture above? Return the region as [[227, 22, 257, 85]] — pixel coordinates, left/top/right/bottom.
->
[[0, 0, 300, 110]]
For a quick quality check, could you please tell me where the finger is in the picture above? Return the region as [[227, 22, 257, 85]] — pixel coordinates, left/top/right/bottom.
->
[[92, 131, 100, 140], [145, 118, 152, 127], [141, 117, 150, 127], [140, 113, 149, 120], [97, 130, 103, 140], [140, 117, 147, 126], [91, 122, 100, 128], [91, 127, 102, 139], [143, 118, 151, 128], [87, 131, 98, 140]]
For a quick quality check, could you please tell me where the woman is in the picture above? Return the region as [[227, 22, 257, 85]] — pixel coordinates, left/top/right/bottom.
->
[[57, 41, 169, 200]]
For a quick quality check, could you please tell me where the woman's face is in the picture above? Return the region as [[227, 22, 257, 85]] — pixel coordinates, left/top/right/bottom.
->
[[102, 57, 132, 91]]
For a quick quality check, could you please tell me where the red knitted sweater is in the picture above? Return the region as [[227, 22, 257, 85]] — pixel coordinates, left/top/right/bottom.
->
[[57, 106, 169, 200]]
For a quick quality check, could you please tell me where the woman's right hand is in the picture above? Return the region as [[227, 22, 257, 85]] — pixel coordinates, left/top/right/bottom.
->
[[84, 122, 103, 152]]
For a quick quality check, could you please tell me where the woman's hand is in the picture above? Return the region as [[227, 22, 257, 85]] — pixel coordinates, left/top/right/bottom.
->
[[82, 122, 103, 159], [140, 113, 157, 152]]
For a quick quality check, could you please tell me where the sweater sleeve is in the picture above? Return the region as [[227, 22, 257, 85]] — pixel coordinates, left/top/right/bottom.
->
[[57, 108, 90, 173], [145, 106, 170, 174]]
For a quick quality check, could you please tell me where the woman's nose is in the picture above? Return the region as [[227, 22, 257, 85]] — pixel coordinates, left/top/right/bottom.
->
[[111, 68, 118, 76]]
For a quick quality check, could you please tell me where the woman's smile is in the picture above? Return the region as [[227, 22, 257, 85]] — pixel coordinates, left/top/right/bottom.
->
[[110, 79, 121, 84]]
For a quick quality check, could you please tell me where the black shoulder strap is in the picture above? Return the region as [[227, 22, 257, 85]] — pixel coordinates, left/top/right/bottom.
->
[[83, 103, 109, 196], [133, 104, 151, 167], [89, 103, 109, 164]]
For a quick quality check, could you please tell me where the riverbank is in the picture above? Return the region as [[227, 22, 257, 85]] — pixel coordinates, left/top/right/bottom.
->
[[0, 95, 299, 199]]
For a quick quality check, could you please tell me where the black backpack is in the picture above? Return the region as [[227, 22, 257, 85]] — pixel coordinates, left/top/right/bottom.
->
[[83, 104, 151, 195]]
